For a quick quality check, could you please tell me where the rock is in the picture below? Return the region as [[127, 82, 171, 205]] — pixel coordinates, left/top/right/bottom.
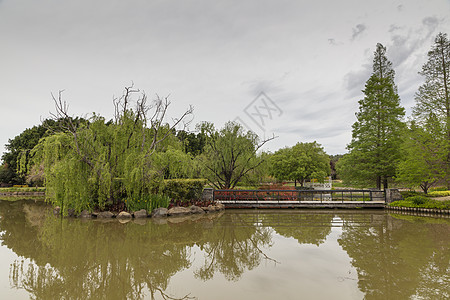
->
[[190, 205, 206, 214], [168, 206, 191, 216], [117, 211, 132, 219], [151, 207, 168, 218], [67, 208, 75, 217], [216, 203, 225, 210], [152, 217, 168, 225], [133, 209, 148, 218], [168, 215, 191, 224], [133, 218, 147, 226], [53, 206, 61, 215], [205, 205, 218, 213], [79, 210, 91, 218], [97, 211, 114, 218], [118, 218, 131, 224]]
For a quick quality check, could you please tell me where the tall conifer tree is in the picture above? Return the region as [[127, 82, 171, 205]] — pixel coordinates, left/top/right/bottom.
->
[[414, 32, 450, 189], [340, 43, 405, 189]]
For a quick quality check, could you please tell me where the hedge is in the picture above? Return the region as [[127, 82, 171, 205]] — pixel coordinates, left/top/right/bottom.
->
[[161, 179, 208, 202], [428, 191, 450, 197]]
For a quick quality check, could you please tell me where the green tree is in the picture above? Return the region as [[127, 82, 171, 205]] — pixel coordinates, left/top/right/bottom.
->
[[197, 121, 274, 189], [27, 86, 193, 214], [414, 32, 450, 189], [396, 115, 447, 193], [340, 43, 405, 189], [270, 142, 330, 187], [1, 118, 88, 185], [176, 130, 206, 156]]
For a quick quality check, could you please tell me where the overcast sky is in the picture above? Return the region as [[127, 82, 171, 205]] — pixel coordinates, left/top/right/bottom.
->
[[1, 0, 450, 157]]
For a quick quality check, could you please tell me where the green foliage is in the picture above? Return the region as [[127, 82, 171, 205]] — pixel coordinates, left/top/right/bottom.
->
[[340, 43, 405, 189], [125, 193, 170, 212], [400, 190, 422, 199], [176, 130, 206, 156], [152, 147, 194, 179], [0, 164, 14, 185], [270, 142, 330, 186], [430, 186, 449, 192], [428, 191, 450, 197], [197, 121, 272, 189], [1, 118, 87, 185], [406, 196, 429, 205], [161, 179, 207, 202], [396, 116, 446, 193], [413, 32, 450, 189], [389, 199, 450, 210], [26, 87, 193, 215]]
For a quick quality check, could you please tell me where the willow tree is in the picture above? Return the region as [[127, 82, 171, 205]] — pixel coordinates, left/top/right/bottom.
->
[[28, 86, 193, 214], [196, 121, 274, 189], [414, 32, 450, 189], [339, 43, 405, 189]]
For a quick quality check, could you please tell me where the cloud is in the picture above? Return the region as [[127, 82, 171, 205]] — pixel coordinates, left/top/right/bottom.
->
[[422, 16, 440, 32], [328, 38, 343, 46], [344, 64, 371, 97], [389, 24, 402, 33], [351, 24, 366, 41], [388, 16, 442, 69]]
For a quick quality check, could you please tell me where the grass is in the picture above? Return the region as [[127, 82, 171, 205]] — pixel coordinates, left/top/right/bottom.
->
[[427, 190, 450, 197], [0, 187, 45, 192], [0, 196, 45, 201], [389, 199, 450, 210]]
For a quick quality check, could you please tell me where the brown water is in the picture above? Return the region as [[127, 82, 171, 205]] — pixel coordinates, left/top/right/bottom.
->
[[0, 200, 448, 300]]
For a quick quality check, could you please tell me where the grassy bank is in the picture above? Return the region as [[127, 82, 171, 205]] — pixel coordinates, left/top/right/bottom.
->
[[390, 198, 450, 210], [0, 187, 45, 192]]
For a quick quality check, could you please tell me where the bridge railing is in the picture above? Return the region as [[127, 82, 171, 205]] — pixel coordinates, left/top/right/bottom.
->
[[213, 189, 386, 204]]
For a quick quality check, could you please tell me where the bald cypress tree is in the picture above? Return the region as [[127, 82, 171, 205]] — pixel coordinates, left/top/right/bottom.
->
[[340, 43, 405, 189], [414, 32, 450, 189]]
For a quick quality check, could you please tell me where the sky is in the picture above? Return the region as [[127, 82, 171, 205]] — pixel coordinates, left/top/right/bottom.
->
[[1, 0, 450, 157]]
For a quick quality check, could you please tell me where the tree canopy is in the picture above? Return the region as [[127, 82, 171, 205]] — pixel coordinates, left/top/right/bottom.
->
[[196, 121, 274, 189], [413, 32, 450, 189], [338, 43, 405, 189], [26, 86, 193, 214], [396, 116, 447, 193], [270, 142, 330, 186]]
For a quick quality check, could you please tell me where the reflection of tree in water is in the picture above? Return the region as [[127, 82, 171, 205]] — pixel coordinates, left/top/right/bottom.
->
[[267, 212, 334, 246], [1, 201, 199, 300], [194, 213, 274, 281], [0, 201, 277, 299], [337, 213, 450, 300]]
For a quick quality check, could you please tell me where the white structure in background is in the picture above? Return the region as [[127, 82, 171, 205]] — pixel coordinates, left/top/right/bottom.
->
[[303, 177, 332, 190]]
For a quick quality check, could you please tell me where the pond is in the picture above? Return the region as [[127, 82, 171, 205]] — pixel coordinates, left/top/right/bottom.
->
[[0, 200, 448, 299]]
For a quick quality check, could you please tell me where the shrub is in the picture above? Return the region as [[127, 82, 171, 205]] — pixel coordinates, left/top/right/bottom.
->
[[400, 190, 422, 199], [430, 187, 449, 192], [428, 191, 450, 197], [389, 199, 450, 209], [125, 193, 170, 213], [161, 179, 208, 202], [406, 196, 429, 205]]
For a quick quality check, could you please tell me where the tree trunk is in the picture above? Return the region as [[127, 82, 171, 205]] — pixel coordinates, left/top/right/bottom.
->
[[294, 179, 297, 187], [376, 176, 381, 190], [383, 177, 388, 190]]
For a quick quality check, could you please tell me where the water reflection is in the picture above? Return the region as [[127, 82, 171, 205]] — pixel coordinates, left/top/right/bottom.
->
[[338, 213, 450, 300], [0, 201, 449, 299]]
